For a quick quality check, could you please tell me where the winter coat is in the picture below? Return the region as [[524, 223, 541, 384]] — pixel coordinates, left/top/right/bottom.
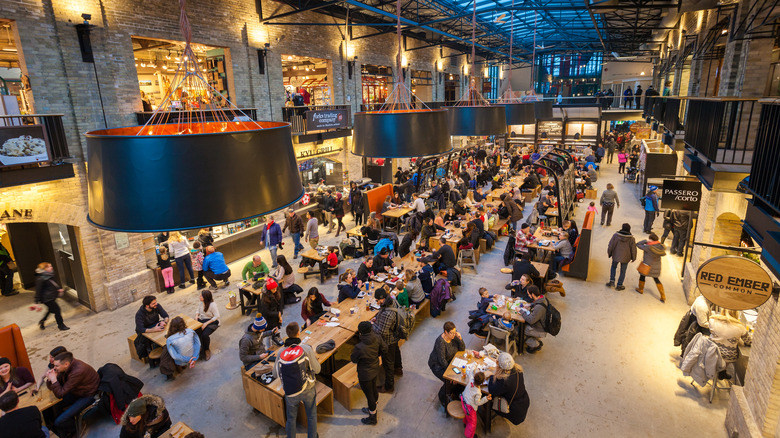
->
[[636, 240, 666, 277], [607, 230, 637, 264], [504, 198, 523, 222], [97, 363, 144, 417], [350, 332, 388, 381], [119, 394, 171, 438], [337, 281, 361, 303], [260, 222, 283, 247], [430, 276, 451, 317], [239, 324, 268, 368], [34, 269, 60, 304], [671, 210, 691, 230], [487, 370, 530, 425], [600, 189, 620, 208], [680, 333, 724, 386]]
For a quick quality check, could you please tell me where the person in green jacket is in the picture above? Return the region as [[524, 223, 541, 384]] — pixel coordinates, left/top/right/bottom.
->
[[392, 281, 409, 308], [242, 255, 269, 281]]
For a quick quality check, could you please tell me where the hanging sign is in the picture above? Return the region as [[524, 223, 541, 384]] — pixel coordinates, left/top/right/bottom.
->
[[305, 109, 348, 131], [661, 180, 702, 211], [696, 255, 775, 310]]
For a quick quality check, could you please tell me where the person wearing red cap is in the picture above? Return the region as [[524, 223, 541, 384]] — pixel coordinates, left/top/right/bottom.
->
[[258, 278, 283, 346]]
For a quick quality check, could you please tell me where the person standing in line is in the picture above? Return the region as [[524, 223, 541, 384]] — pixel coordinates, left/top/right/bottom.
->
[[334, 192, 346, 237], [428, 321, 466, 408], [197, 228, 214, 250], [168, 232, 194, 289], [373, 288, 403, 393], [324, 190, 336, 234], [305, 211, 319, 250], [260, 215, 283, 269], [349, 182, 364, 226], [0, 240, 17, 297], [635, 233, 667, 302], [642, 185, 660, 234], [195, 290, 219, 361], [350, 321, 387, 426], [634, 85, 643, 109], [190, 241, 206, 290], [599, 183, 620, 226], [157, 245, 175, 294], [273, 322, 321, 438], [617, 150, 627, 174], [34, 262, 69, 331], [606, 223, 637, 291], [283, 208, 305, 260]]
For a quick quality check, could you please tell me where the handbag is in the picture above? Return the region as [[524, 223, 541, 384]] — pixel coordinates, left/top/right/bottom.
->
[[491, 371, 520, 414], [637, 262, 651, 276]]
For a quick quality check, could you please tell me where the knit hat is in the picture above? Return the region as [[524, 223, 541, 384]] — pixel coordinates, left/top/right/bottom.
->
[[252, 313, 267, 331], [125, 398, 147, 417], [0, 357, 10, 367], [316, 340, 336, 353], [497, 352, 515, 371], [649, 185, 658, 191], [621, 223, 631, 233], [265, 278, 278, 290], [358, 321, 372, 335]]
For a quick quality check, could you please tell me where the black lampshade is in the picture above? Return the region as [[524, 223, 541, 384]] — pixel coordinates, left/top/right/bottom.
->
[[446, 106, 507, 136], [352, 109, 451, 158], [504, 103, 536, 125], [86, 121, 304, 232], [574, 132, 581, 140]]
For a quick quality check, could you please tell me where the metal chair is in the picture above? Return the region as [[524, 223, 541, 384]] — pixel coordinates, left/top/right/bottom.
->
[[458, 248, 477, 274], [484, 324, 518, 357]]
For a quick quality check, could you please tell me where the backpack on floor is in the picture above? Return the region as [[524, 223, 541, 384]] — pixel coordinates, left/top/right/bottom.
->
[[541, 300, 562, 336], [278, 344, 312, 396]]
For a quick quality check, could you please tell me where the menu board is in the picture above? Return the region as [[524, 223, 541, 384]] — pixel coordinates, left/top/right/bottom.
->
[[0, 125, 50, 167]]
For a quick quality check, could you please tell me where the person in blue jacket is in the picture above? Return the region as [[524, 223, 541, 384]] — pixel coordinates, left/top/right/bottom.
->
[[337, 270, 362, 302], [260, 216, 284, 268], [642, 185, 660, 234]]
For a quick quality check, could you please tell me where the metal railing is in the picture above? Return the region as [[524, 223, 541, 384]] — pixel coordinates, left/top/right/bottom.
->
[[747, 100, 780, 213], [684, 98, 759, 165], [0, 114, 70, 160], [281, 105, 351, 134], [135, 108, 258, 125]]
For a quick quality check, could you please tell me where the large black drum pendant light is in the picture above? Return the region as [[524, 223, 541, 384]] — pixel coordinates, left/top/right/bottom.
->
[[501, 1, 536, 126], [86, 0, 302, 232], [351, 0, 450, 158], [446, 0, 506, 135]]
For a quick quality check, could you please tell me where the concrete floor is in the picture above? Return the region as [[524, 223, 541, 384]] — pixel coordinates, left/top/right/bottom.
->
[[1, 155, 729, 437]]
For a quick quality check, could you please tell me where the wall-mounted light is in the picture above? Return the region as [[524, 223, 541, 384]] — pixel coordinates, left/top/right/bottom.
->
[[499, 68, 504, 80], [484, 68, 489, 78], [401, 54, 408, 68], [721, 28, 728, 35], [437, 59, 444, 72], [640, 71, 645, 76], [347, 46, 355, 59], [449, 74, 454, 80]]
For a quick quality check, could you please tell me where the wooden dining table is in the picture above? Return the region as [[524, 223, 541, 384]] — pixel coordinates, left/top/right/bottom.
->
[[143, 314, 202, 347], [10, 384, 61, 414], [443, 351, 498, 433], [382, 206, 413, 233], [300, 248, 329, 283], [159, 421, 196, 438]]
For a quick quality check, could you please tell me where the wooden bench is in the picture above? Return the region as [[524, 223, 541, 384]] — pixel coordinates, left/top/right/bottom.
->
[[523, 186, 541, 204], [128, 334, 143, 363], [413, 299, 431, 324], [489, 218, 508, 236], [297, 381, 334, 426], [332, 362, 363, 411]]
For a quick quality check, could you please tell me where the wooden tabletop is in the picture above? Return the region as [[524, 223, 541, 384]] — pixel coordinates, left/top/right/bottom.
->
[[300, 248, 326, 262], [326, 284, 380, 333], [545, 208, 559, 216], [159, 421, 196, 438], [486, 294, 528, 322], [442, 351, 496, 391], [9, 385, 61, 414], [501, 261, 549, 279], [346, 226, 363, 238], [143, 314, 203, 347], [382, 206, 412, 219], [528, 228, 564, 252], [239, 281, 264, 296]]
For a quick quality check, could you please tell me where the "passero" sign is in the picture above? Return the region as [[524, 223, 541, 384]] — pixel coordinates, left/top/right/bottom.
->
[[696, 255, 774, 310], [661, 179, 701, 211]]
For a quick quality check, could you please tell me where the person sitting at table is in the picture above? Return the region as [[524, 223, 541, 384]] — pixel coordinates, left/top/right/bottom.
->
[[271, 255, 304, 305], [242, 255, 269, 282], [506, 273, 535, 302], [46, 352, 100, 437], [467, 287, 495, 335], [134, 295, 169, 361], [258, 279, 284, 347], [398, 230, 417, 258], [356, 257, 375, 283], [301, 287, 332, 327], [563, 220, 578, 246], [443, 208, 458, 223], [0, 390, 48, 438], [195, 290, 219, 361], [550, 231, 574, 273], [0, 357, 34, 395], [337, 270, 361, 303], [430, 268, 452, 316], [461, 369, 492, 438], [540, 192, 556, 214], [430, 179, 445, 210], [517, 286, 548, 354], [326, 247, 339, 269], [419, 217, 438, 252], [372, 248, 395, 274], [545, 180, 558, 198], [382, 195, 397, 214], [510, 251, 540, 281], [487, 353, 530, 425], [418, 258, 435, 296], [119, 394, 172, 438], [491, 312, 516, 335], [351, 321, 387, 426], [360, 218, 381, 255], [411, 192, 426, 214], [391, 281, 409, 308], [202, 246, 231, 290], [434, 210, 447, 231], [160, 316, 200, 381], [430, 237, 459, 286], [458, 222, 480, 250], [239, 314, 274, 370], [428, 321, 466, 409]]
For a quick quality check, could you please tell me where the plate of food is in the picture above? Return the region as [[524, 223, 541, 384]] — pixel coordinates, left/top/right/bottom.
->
[[0, 134, 49, 166]]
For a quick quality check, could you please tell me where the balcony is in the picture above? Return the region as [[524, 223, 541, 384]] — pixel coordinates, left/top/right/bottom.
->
[[281, 105, 351, 144], [135, 108, 258, 125], [742, 99, 780, 278], [681, 98, 757, 191], [0, 114, 75, 188]]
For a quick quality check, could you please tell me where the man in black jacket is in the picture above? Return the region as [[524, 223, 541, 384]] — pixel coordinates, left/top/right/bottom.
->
[[34, 262, 69, 331], [283, 208, 305, 259], [670, 210, 692, 256], [356, 257, 375, 283], [323, 190, 336, 234], [133, 296, 169, 360], [351, 321, 387, 425]]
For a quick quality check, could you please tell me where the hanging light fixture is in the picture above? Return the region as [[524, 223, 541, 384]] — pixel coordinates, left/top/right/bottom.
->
[[445, 0, 506, 136], [86, 0, 302, 232], [351, 0, 450, 158], [501, 0, 535, 126]]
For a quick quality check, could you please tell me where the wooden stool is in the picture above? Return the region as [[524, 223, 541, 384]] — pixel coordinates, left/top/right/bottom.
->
[[147, 347, 163, 369], [447, 400, 465, 419], [332, 362, 363, 411], [128, 334, 143, 363]]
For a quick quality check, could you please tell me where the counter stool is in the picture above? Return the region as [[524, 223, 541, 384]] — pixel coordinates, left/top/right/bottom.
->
[[446, 400, 465, 419], [148, 347, 164, 369]]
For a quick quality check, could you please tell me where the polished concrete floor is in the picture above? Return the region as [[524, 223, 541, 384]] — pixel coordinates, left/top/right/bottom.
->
[[1, 154, 729, 437]]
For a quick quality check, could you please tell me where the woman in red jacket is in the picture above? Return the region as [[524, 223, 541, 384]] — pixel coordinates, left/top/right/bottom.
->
[[301, 287, 332, 327]]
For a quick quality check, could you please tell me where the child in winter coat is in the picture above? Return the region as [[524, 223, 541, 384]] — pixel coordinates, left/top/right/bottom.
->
[[617, 151, 627, 174], [191, 241, 205, 290], [461, 370, 491, 438]]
